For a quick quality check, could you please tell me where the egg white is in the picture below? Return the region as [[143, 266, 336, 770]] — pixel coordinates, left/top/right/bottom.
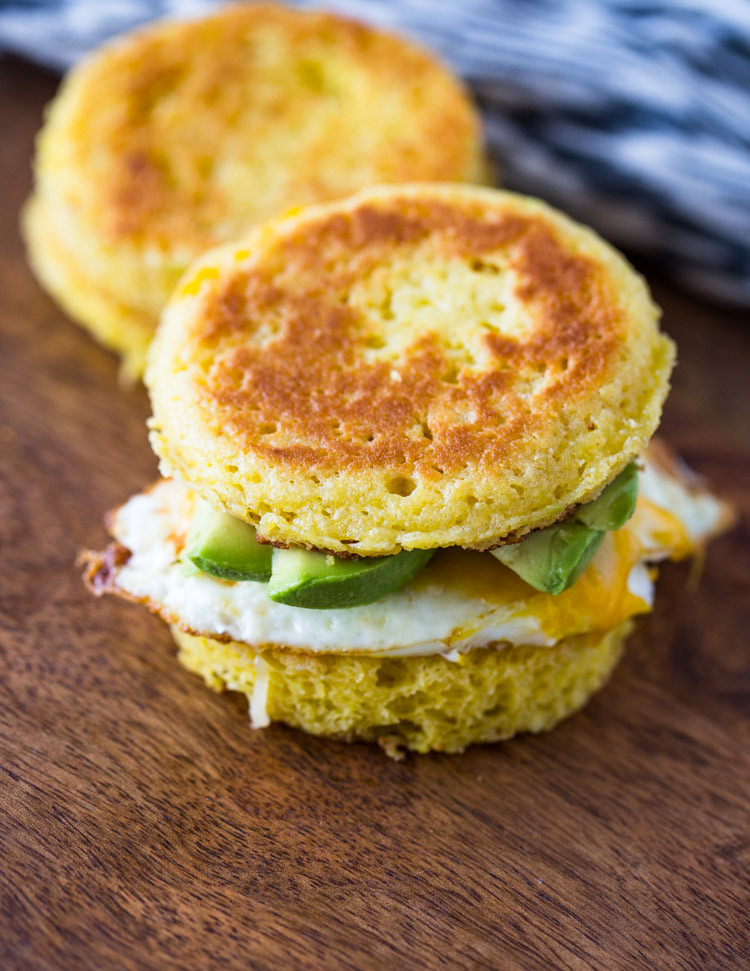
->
[[110, 449, 728, 658]]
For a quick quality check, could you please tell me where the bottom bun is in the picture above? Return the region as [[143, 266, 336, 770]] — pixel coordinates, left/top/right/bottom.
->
[[173, 621, 632, 757]]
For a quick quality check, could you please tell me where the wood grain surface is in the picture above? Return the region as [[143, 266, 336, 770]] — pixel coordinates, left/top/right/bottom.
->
[[1, 57, 749, 971]]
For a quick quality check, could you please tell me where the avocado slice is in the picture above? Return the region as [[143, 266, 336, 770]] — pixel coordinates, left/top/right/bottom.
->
[[268, 546, 434, 609], [491, 520, 605, 595], [186, 499, 272, 581], [576, 462, 638, 531], [491, 462, 638, 594]]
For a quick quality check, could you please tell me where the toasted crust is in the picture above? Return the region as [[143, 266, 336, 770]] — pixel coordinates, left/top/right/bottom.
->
[[26, 2, 485, 369], [148, 184, 675, 555]]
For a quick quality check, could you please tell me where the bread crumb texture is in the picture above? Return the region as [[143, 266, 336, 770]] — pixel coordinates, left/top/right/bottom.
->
[[174, 620, 631, 756]]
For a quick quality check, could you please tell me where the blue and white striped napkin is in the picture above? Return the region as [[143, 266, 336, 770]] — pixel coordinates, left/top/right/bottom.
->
[[2, 0, 748, 306]]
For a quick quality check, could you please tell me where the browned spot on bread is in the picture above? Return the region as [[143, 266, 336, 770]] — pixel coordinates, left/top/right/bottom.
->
[[198, 204, 619, 476]]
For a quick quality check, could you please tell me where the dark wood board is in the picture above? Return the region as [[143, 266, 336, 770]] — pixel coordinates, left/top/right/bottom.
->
[[1, 56, 748, 971]]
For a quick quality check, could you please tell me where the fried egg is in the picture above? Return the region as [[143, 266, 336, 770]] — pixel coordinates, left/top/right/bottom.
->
[[98, 443, 729, 659]]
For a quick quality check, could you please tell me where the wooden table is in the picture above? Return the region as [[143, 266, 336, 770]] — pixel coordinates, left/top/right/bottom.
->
[[1, 56, 748, 970]]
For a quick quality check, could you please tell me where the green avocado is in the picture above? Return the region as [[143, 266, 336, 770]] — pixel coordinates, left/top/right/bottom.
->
[[491, 462, 638, 594], [267, 546, 434, 609], [186, 499, 272, 581], [491, 520, 605, 595], [576, 462, 638, 531]]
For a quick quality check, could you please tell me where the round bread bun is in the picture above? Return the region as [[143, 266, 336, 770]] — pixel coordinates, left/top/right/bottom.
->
[[147, 184, 675, 555], [24, 3, 485, 373], [174, 621, 631, 756]]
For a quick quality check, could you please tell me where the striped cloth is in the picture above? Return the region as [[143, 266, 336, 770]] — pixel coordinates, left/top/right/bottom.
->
[[2, 0, 748, 306]]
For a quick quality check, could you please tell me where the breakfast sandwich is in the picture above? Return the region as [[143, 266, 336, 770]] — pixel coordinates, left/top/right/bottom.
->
[[23, 3, 485, 379], [82, 185, 732, 756]]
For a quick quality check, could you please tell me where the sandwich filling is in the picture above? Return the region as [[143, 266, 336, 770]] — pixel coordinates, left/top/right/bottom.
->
[[84, 442, 729, 659]]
